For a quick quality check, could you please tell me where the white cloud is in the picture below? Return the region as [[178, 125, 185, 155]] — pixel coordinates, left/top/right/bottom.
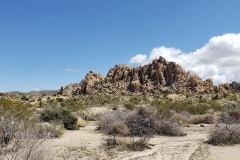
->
[[129, 33, 240, 84], [66, 68, 79, 72], [129, 54, 147, 64]]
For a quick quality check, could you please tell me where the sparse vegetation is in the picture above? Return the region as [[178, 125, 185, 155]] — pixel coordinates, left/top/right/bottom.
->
[[2, 92, 240, 155]]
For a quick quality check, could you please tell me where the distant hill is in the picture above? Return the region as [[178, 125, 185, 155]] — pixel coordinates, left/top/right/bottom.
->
[[61, 56, 230, 96], [27, 90, 58, 96], [3, 90, 58, 96]]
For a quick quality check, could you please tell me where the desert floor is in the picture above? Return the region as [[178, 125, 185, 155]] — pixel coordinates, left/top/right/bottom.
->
[[42, 122, 240, 160]]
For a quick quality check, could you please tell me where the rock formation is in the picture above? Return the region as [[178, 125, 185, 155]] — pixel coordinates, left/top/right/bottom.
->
[[230, 82, 240, 92], [61, 56, 230, 95]]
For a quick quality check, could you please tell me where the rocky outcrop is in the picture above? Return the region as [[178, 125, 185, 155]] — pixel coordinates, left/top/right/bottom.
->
[[230, 82, 240, 91], [61, 56, 230, 95]]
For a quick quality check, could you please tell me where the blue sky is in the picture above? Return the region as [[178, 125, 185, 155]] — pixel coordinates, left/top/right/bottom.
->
[[1, 0, 240, 92]]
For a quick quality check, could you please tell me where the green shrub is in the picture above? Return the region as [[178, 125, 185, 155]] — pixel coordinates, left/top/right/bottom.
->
[[0, 97, 33, 121], [60, 98, 86, 112], [40, 107, 78, 130], [123, 96, 142, 110], [155, 100, 222, 115]]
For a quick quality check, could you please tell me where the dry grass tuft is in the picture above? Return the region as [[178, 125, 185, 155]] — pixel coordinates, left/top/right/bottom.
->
[[77, 117, 88, 127]]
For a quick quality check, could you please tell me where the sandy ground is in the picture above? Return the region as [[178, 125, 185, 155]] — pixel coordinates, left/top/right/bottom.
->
[[41, 122, 240, 160]]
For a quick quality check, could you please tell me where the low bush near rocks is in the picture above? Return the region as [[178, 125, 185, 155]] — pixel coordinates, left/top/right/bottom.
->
[[207, 126, 240, 145]]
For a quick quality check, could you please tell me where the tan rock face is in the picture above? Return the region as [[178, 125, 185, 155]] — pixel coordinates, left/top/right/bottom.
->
[[61, 56, 230, 95]]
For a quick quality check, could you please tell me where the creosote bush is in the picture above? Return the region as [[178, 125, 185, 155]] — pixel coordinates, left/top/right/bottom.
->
[[0, 97, 34, 121], [208, 126, 240, 145], [126, 107, 156, 137], [40, 107, 78, 130], [98, 106, 185, 150], [98, 106, 185, 137]]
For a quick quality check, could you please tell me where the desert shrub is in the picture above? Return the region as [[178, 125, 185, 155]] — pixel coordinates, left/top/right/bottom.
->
[[220, 108, 240, 124], [123, 96, 142, 110], [0, 114, 52, 160], [98, 105, 187, 152], [207, 126, 240, 145], [60, 98, 86, 112], [98, 106, 185, 150], [126, 107, 156, 137], [228, 94, 238, 101], [0, 97, 33, 121], [170, 111, 191, 125], [105, 136, 150, 151], [98, 106, 185, 137], [152, 98, 222, 116], [76, 117, 88, 127], [190, 116, 204, 124], [98, 112, 129, 136], [40, 107, 78, 130], [82, 106, 113, 121], [190, 114, 216, 124], [39, 122, 64, 138], [203, 114, 216, 124], [154, 120, 186, 136]]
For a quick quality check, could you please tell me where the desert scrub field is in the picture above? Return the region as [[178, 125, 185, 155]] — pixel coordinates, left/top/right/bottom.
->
[[2, 92, 240, 152], [0, 97, 61, 160]]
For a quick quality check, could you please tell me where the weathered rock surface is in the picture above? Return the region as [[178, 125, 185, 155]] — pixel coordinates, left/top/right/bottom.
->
[[61, 56, 230, 95], [230, 82, 240, 91]]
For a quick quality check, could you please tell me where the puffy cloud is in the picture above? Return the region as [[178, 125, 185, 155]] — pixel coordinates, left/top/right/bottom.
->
[[129, 54, 147, 64], [129, 33, 240, 84]]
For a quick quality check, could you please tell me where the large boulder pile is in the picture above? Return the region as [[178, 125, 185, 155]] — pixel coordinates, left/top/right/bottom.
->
[[61, 56, 230, 95]]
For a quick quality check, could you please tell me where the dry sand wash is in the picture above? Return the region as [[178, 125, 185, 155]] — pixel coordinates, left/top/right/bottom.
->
[[42, 122, 240, 160]]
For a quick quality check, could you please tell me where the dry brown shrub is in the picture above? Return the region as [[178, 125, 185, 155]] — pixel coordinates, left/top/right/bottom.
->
[[170, 111, 191, 125], [190, 114, 216, 124], [208, 126, 240, 145], [203, 114, 217, 124], [0, 115, 53, 160], [220, 108, 240, 124], [125, 107, 156, 137], [77, 117, 88, 127], [154, 120, 186, 136]]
